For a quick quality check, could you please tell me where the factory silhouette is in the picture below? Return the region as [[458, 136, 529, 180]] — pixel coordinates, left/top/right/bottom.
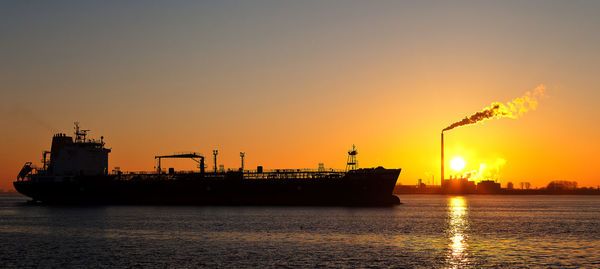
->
[[394, 84, 598, 195]]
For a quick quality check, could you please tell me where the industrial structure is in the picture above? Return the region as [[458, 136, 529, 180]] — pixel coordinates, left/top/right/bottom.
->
[[440, 130, 502, 194], [441, 132, 445, 184]]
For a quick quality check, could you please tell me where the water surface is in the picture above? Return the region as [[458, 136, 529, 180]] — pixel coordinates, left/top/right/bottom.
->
[[1, 194, 599, 268]]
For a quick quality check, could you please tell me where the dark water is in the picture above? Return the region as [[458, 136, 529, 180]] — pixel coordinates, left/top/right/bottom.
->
[[1, 194, 599, 268]]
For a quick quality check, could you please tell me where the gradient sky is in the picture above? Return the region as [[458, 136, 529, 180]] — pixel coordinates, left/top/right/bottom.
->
[[2, 0, 599, 190]]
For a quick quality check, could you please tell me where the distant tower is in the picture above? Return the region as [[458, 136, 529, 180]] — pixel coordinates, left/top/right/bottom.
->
[[240, 152, 245, 171], [213, 150, 218, 172], [346, 145, 358, 171]]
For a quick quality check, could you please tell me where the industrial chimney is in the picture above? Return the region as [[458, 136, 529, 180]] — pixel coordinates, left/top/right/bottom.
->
[[441, 132, 444, 184]]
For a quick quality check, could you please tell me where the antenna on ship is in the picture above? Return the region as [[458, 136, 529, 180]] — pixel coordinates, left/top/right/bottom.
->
[[74, 121, 89, 143], [213, 150, 219, 172], [346, 144, 358, 171]]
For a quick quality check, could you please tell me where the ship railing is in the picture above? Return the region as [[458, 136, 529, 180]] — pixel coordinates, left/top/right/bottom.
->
[[111, 170, 210, 180], [248, 168, 345, 173], [242, 169, 346, 180], [109, 169, 347, 181], [121, 170, 206, 175], [18, 167, 47, 181], [173, 151, 203, 156], [111, 168, 345, 175]]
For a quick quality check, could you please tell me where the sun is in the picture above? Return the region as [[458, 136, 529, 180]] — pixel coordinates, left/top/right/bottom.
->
[[450, 156, 466, 172]]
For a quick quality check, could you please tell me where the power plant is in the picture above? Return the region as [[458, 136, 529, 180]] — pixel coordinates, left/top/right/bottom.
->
[[441, 129, 501, 194]]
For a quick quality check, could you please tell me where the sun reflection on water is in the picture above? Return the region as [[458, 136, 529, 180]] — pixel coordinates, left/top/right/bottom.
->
[[446, 196, 469, 268]]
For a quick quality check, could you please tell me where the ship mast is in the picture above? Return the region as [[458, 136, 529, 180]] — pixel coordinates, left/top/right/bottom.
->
[[213, 150, 219, 172], [74, 121, 89, 143], [346, 145, 358, 171], [240, 152, 245, 171]]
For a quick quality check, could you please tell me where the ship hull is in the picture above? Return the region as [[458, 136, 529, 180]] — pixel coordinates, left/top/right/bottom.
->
[[14, 169, 401, 206]]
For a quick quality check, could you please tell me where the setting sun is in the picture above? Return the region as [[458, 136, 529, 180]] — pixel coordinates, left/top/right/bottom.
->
[[450, 157, 466, 172]]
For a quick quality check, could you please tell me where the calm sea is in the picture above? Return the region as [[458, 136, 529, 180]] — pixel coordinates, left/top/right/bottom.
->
[[1, 194, 599, 268]]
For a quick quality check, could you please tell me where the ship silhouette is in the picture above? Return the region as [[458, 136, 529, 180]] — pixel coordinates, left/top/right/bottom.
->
[[14, 123, 401, 206]]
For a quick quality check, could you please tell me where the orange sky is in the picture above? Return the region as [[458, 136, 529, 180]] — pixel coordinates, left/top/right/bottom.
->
[[1, 1, 599, 190]]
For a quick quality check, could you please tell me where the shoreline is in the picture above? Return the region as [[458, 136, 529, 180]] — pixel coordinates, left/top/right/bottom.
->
[[394, 186, 600, 195]]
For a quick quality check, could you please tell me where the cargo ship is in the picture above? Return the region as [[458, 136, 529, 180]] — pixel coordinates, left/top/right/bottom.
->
[[14, 123, 401, 206]]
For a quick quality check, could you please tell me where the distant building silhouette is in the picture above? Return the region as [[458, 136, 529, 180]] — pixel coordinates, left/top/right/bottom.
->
[[477, 180, 501, 194], [441, 177, 476, 194]]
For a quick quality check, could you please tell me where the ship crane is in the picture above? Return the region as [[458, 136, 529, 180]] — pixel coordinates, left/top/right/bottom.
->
[[155, 153, 205, 174]]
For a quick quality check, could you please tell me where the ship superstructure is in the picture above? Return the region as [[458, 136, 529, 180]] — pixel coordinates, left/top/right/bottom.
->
[[14, 123, 401, 206], [18, 122, 110, 182]]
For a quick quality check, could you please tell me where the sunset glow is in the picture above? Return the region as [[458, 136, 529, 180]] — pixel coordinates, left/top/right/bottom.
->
[[1, 1, 599, 191]]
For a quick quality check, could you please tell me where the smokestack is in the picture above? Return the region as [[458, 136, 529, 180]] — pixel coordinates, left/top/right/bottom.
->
[[441, 132, 444, 183]]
